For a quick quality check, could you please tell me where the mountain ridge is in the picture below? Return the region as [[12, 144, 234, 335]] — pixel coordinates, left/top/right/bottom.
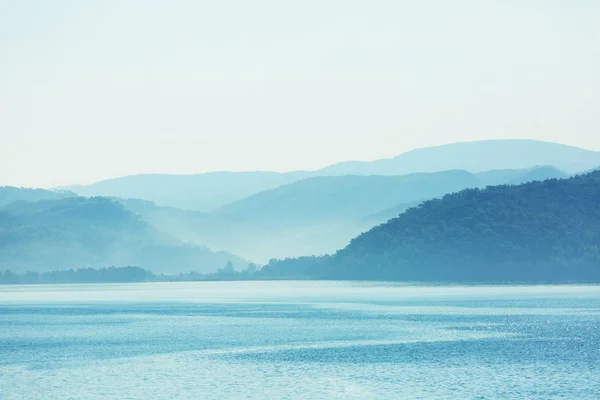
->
[[122, 166, 567, 263], [263, 171, 600, 282], [0, 196, 247, 273], [58, 139, 600, 211], [319, 139, 600, 176]]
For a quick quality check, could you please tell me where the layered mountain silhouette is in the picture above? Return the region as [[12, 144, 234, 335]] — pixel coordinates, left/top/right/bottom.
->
[[63, 171, 310, 211], [263, 171, 600, 282], [0, 194, 246, 273], [215, 171, 480, 227], [0, 186, 74, 207], [62, 140, 599, 211], [319, 140, 600, 176], [3, 140, 597, 273], [119, 166, 567, 262]]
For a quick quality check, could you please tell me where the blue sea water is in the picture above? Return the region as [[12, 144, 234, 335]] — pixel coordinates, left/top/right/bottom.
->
[[0, 281, 599, 399]]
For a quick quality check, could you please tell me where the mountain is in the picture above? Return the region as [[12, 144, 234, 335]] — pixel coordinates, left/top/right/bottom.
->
[[507, 166, 568, 185], [216, 170, 481, 227], [0, 197, 247, 273], [0, 165, 575, 271], [62, 140, 596, 211], [318, 140, 600, 176], [217, 166, 568, 227], [360, 199, 425, 226], [63, 171, 310, 211], [117, 198, 271, 260], [0, 186, 75, 207], [120, 167, 564, 263], [118, 199, 355, 263], [359, 166, 567, 226], [262, 171, 600, 282], [120, 171, 481, 263]]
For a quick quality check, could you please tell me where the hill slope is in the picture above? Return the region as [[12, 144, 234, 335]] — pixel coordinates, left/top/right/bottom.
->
[[118, 198, 272, 261], [0, 186, 74, 207], [0, 197, 246, 273], [121, 171, 484, 263], [319, 140, 600, 176], [62, 140, 594, 211], [64, 171, 310, 211], [119, 167, 564, 263], [263, 172, 600, 282], [216, 170, 481, 227]]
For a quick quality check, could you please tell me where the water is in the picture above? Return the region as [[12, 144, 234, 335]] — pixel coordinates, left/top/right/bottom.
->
[[1, 281, 599, 399]]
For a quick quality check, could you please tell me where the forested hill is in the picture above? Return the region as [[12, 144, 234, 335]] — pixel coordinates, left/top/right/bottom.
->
[[0, 197, 247, 273], [0, 186, 74, 207], [263, 172, 600, 282]]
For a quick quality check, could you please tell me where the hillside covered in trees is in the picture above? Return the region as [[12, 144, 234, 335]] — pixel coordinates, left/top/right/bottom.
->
[[263, 172, 600, 282], [120, 166, 567, 263], [0, 186, 74, 207], [0, 263, 259, 284], [0, 196, 247, 273]]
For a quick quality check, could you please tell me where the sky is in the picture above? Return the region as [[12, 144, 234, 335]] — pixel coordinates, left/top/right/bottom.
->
[[1, 0, 599, 188]]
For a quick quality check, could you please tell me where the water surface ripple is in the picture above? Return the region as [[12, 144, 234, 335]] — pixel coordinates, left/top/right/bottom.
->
[[1, 281, 599, 399]]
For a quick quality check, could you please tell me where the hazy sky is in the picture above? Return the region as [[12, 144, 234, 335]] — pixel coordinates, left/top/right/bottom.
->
[[1, 0, 599, 188]]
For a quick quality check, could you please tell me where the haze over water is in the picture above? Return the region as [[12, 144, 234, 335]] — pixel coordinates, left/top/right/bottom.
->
[[1, 281, 599, 399]]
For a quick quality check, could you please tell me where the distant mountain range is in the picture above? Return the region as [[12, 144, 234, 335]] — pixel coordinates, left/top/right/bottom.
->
[[61, 140, 598, 211], [2, 139, 597, 272], [264, 171, 600, 282], [215, 171, 481, 227], [0, 186, 74, 207], [119, 171, 478, 262], [0, 194, 247, 273], [318, 139, 599, 176], [62, 171, 310, 211], [117, 166, 567, 263]]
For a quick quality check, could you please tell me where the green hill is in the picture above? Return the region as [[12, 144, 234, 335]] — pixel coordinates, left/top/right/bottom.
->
[[263, 172, 600, 282]]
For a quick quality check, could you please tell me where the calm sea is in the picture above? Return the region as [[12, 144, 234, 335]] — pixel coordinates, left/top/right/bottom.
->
[[1, 281, 599, 399]]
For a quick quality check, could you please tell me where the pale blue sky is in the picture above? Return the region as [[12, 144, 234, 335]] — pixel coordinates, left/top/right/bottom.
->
[[1, 0, 599, 188]]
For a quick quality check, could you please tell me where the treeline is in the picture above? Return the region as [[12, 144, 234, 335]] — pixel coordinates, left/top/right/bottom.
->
[[0, 266, 154, 284], [157, 262, 261, 281], [0, 263, 262, 284]]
